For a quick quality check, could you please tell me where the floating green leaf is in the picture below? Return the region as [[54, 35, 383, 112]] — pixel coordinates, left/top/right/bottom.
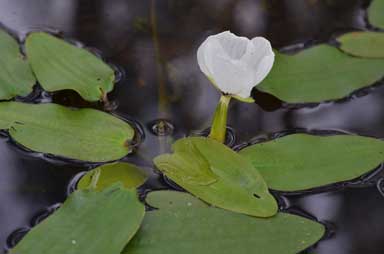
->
[[0, 102, 135, 162], [26, 32, 115, 102], [239, 134, 384, 192], [0, 29, 35, 100], [337, 32, 384, 58], [369, 0, 384, 28], [78, 162, 148, 191], [258, 45, 384, 103], [154, 137, 277, 217], [145, 190, 209, 209], [123, 191, 325, 254], [11, 184, 145, 254]]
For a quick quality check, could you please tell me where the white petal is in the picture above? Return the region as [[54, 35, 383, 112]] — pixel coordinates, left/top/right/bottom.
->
[[197, 38, 213, 79], [215, 31, 249, 60], [241, 37, 274, 70], [197, 34, 227, 82], [240, 37, 274, 87], [237, 87, 253, 98], [252, 54, 275, 86], [210, 55, 254, 97], [196, 31, 274, 98]]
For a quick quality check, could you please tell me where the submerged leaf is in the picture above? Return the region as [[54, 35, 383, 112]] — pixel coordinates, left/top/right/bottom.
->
[[123, 191, 325, 254], [258, 45, 384, 103], [11, 184, 145, 254], [337, 32, 384, 58], [77, 162, 148, 191], [154, 137, 277, 217], [0, 102, 135, 162], [26, 32, 115, 102], [369, 0, 384, 28], [0, 29, 35, 100], [239, 134, 384, 192]]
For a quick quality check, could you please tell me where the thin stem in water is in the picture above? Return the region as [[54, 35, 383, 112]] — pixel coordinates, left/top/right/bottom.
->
[[209, 95, 231, 143]]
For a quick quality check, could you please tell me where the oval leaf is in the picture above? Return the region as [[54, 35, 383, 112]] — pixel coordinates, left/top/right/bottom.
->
[[0, 29, 35, 100], [11, 184, 145, 254], [154, 137, 278, 217], [369, 0, 384, 28], [123, 191, 325, 254], [258, 45, 384, 103], [145, 190, 209, 209], [0, 102, 135, 162], [337, 32, 384, 58], [77, 162, 148, 191], [26, 32, 115, 102], [239, 134, 384, 192]]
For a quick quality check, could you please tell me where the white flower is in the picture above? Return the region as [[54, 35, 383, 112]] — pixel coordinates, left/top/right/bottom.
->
[[197, 31, 274, 100]]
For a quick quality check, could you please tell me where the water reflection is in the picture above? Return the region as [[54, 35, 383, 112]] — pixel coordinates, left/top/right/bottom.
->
[[0, 138, 80, 248], [234, 0, 267, 36], [289, 187, 384, 254], [293, 84, 384, 138], [0, 0, 76, 36]]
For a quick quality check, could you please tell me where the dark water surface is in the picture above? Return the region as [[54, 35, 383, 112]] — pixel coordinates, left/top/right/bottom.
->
[[0, 0, 384, 253]]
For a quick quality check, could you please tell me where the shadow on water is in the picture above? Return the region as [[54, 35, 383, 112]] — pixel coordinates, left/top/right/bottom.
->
[[0, 0, 384, 253]]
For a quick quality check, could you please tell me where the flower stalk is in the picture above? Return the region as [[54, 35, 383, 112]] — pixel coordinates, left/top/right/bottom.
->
[[209, 95, 231, 143]]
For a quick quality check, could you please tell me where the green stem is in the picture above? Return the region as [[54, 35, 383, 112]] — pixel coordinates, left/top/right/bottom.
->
[[89, 168, 101, 190], [209, 95, 231, 143]]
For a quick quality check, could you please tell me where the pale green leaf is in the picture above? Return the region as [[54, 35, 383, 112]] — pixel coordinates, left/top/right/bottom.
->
[[337, 32, 384, 58], [145, 190, 209, 209], [0, 29, 35, 100], [154, 137, 278, 217], [0, 102, 135, 162], [239, 134, 384, 192], [77, 162, 148, 191], [123, 191, 325, 254], [26, 32, 115, 102], [258, 45, 384, 103], [369, 0, 384, 28], [11, 184, 145, 254]]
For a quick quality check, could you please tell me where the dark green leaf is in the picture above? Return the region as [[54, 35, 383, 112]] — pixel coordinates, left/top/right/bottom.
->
[[369, 0, 384, 28], [77, 162, 148, 191], [0, 29, 35, 100], [11, 184, 145, 254], [258, 45, 384, 103], [123, 191, 325, 254], [0, 102, 135, 162], [154, 137, 277, 217], [337, 32, 384, 58], [26, 32, 115, 102], [239, 134, 384, 192]]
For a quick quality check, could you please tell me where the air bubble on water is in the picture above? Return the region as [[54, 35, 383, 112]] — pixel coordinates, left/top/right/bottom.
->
[[149, 119, 175, 136]]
